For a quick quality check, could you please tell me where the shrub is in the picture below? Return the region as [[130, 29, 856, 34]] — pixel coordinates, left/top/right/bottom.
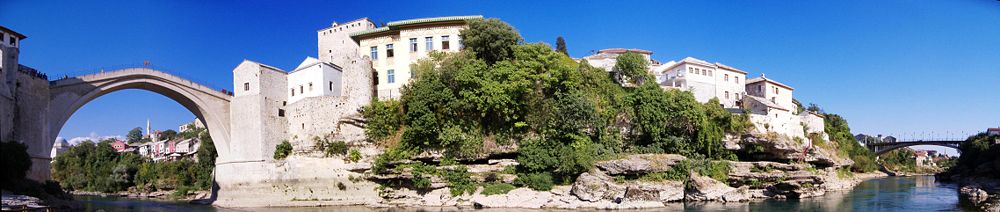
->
[[348, 149, 362, 162], [1, 142, 31, 189], [337, 182, 347, 190], [515, 172, 554, 191], [360, 100, 403, 142], [325, 141, 349, 156], [444, 166, 476, 196], [481, 183, 516, 195], [274, 140, 293, 160]]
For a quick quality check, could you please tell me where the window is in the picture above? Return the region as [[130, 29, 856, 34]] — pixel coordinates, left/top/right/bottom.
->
[[442, 36, 450, 50], [735, 77, 739, 84], [758, 85, 763, 92], [708, 70, 713, 76], [458, 36, 463, 49], [688, 67, 694, 74], [387, 69, 395, 84], [701, 69, 706, 75], [725, 91, 730, 99], [774, 87, 779, 94], [299, 85, 304, 93], [736, 93, 741, 99], [771, 97, 776, 103], [308, 83, 313, 91], [278, 109, 285, 117], [724, 74, 729, 82], [243, 82, 249, 91], [425, 37, 433, 50], [291, 88, 295, 96], [386, 44, 394, 57], [329, 81, 333, 91], [409, 38, 417, 52], [370, 46, 378, 59]]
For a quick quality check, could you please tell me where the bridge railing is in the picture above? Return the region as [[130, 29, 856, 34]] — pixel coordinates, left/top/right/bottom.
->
[[51, 63, 233, 96]]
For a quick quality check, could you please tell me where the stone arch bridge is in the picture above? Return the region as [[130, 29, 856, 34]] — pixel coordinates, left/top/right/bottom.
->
[[31, 68, 236, 180]]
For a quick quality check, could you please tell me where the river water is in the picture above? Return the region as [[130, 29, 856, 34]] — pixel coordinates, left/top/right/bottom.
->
[[75, 176, 974, 211]]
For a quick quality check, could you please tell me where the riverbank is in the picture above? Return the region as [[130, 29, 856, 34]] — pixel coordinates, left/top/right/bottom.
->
[[74, 176, 968, 211], [70, 189, 211, 202]]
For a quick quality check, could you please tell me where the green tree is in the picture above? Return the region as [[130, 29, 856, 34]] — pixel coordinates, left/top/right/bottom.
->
[[460, 18, 523, 64], [159, 130, 178, 141], [127, 127, 144, 143], [1, 142, 32, 190], [612, 52, 650, 85], [555, 36, 568, 55]]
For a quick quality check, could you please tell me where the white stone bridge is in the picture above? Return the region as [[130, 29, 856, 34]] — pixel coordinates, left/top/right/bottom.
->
[[39, 68, 234, 178]]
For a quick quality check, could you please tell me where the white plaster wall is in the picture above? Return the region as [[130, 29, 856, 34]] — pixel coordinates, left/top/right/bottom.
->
[[358, 24, 466, 100], [288, 64, 343, 104], [713, 69, 746, 108]]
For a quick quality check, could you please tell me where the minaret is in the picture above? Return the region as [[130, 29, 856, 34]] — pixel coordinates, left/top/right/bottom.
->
[[146, 119, 151, 139]]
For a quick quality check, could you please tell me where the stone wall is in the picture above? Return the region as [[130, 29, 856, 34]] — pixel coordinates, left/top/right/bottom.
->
[[11, 70, 52, 181], [229, 61, 288, 163]]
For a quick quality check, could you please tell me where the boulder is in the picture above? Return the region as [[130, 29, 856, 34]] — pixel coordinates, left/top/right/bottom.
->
[[471, 188, 552, 209], [684, 172, 748, 202], [961, 185, 990, 204], [740, 135, 853, 168], [622, 180, 684, 203], [571, 171, 626, 202], [595, 154, 687, 175]]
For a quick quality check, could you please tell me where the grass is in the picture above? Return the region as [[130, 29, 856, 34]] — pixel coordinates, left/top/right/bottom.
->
[[481, 183, 516, 195]]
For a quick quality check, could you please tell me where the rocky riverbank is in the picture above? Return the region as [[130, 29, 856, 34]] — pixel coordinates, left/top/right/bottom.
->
[[69, 189, 211, 202], [937, 173, 1000, 211], [368, 153, 885, 209]]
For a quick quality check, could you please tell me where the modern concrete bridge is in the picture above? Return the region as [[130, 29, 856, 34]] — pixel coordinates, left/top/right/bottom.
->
[[865, 140, 963, 156]]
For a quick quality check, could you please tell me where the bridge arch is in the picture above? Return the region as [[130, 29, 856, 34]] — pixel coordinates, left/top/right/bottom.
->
[[43, 68, 231, 178], [871, 141, 962, 156]]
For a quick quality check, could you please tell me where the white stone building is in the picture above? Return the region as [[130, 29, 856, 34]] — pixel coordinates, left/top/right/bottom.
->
[[287, 57, 343, 104], [317, 16, 480, 99], [657, 57, 747, 108], [178, 118, 204, 133], [49, 137, 69, 161]]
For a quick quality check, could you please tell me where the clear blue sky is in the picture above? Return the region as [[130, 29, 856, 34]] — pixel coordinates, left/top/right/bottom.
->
[[2, 1, 998, 154]]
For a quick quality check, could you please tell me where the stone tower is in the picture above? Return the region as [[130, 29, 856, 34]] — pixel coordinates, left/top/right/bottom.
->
[[228, 60, 288, 162], [317, 18, 376, 66]]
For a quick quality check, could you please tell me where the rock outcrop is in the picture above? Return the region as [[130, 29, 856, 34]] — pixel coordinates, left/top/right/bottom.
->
[[739, 135, 853, 168], [684, 172, 749, 202], [594, 154, 687, 175]]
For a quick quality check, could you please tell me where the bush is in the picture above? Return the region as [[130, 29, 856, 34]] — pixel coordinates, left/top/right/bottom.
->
[[348, 149, 362, 162], [360, 100, 403, 142], [274, 140, 293, 160], [337, 182, 347, 190], [481, 183, 516, 195], [443, 166, 476, 196], [325, 141, 349, 156], [1, 142, 32, 189], [515, 172, 554, 191]]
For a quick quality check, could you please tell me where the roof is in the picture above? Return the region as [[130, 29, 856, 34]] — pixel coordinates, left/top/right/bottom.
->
[[318, 17, 374, 32], [0, 26, 27, 39], [746, 74, 794, 90], [597, 48, 653, 55], [989, 128, 1000, 132], [350, 15, 482, 38], [236, 59, 288, 75], [746, 95, 789, 111], [661, 57, 715, 71], [713, 62, 748, 74], [290, 57, 343, 73]]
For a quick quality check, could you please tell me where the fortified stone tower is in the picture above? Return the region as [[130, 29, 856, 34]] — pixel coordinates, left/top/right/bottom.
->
[[228, 60, 288, 162], [317, 18, 377, 66], [0, 26, 26, 142]]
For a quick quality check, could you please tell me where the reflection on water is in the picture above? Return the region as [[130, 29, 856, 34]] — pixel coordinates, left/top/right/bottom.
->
[[76, 176, 972, 212]]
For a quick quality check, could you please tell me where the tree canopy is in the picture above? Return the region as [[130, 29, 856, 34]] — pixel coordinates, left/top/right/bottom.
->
[[460, 18, 524, 64], [555, 36, 568, 55]]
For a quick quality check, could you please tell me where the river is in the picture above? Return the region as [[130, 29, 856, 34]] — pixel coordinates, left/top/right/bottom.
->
[[75, 176, 975, 211]]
